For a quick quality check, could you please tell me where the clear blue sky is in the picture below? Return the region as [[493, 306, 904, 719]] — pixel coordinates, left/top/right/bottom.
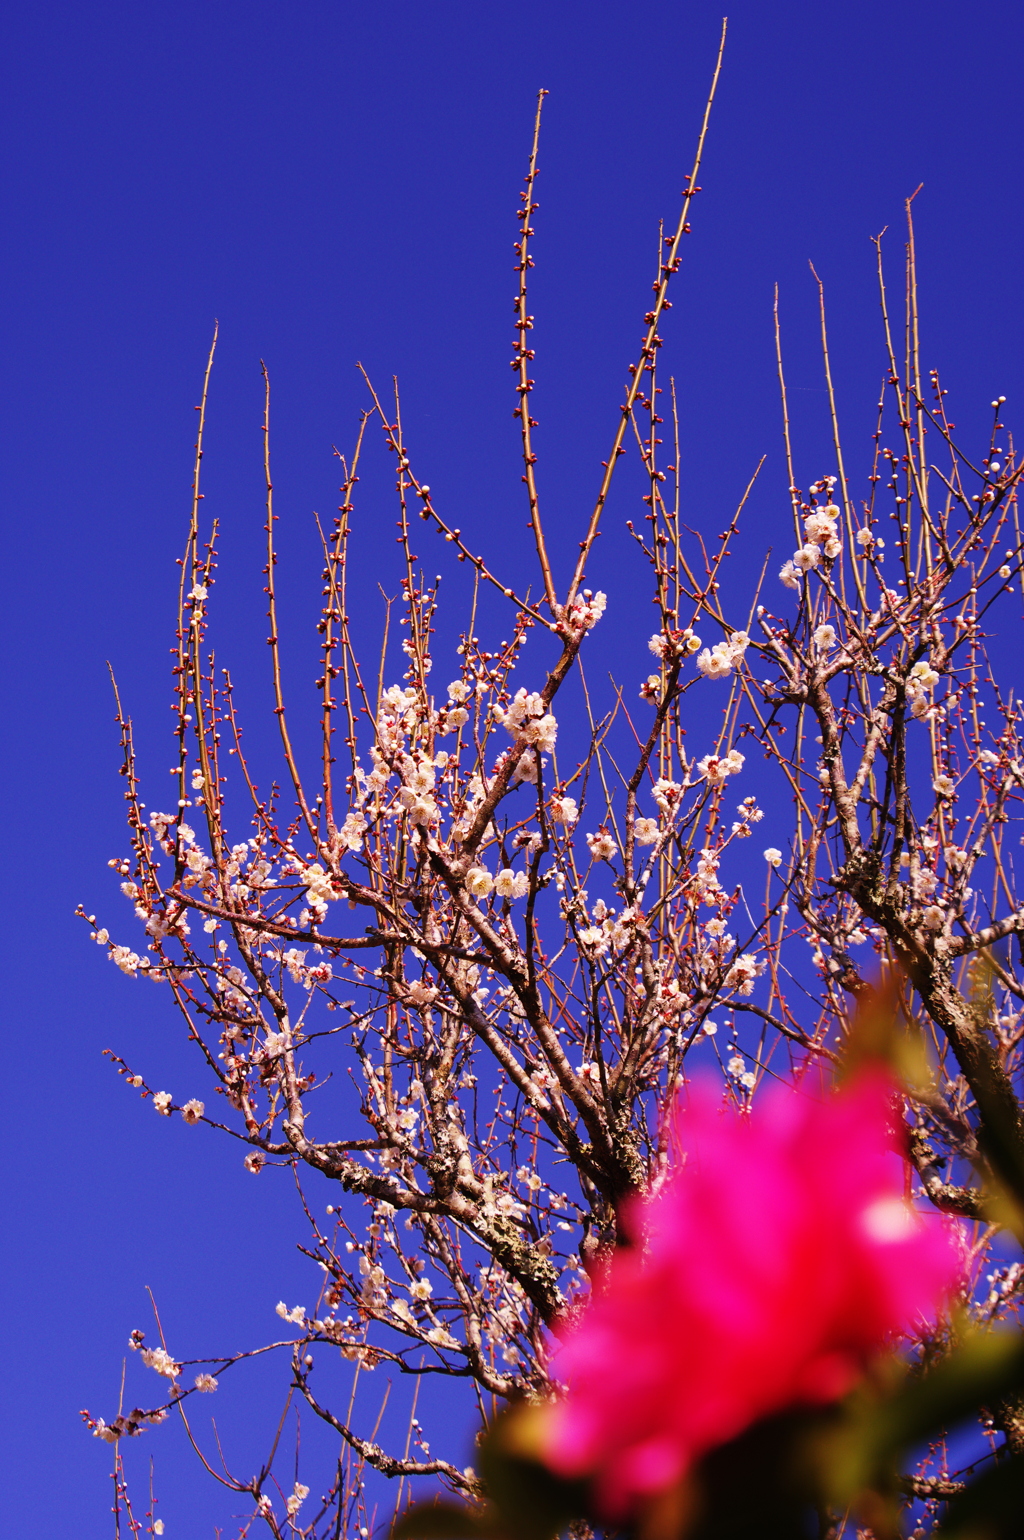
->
[[3, 1, 1023, 1533]]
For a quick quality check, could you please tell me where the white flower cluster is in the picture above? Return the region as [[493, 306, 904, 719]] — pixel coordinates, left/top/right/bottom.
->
[[586, 828, 617, 863], [509, 746, 540, 785], [651, 778, 683, 814], [443, 678, 471, 729], [270, 946, 308, 984], [405, 978, 438, 1007], [779, 489, 842, 588], [494, 688, 558, 753], [724, 952, 763, 996], [286, 1484, 311, 1518], [464, 864, 530, 901], [109, 942, 148, 976], [395, 751, 440, 826], [688, 847, 724, 906], [566, 588, 607, 631], [336, 808, 369, 851], [577, 899, 641, 958], [140, 1346, 181, 1379], [550, 794, 578, 826], [262, 1027, 292, 1058], [656, 976, 691, 1020], [695, 631, 750, 681], [697, 748, 745, 785], [376, 684, 423, 751], [149, 810, 177, 851], [906, 658, 940, 720], [648, 627, 702, 660], [728, 1054, 757, 1090], [298, 860, 336, 922], [730, 796, 763, 837]]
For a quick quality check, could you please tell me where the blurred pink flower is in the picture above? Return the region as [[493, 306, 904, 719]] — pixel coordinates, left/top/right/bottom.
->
[[544, 1070, 963, 1516]]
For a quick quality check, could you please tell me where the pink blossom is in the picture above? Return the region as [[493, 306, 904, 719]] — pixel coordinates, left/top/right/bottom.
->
[[543, 1070, 962, 1516]]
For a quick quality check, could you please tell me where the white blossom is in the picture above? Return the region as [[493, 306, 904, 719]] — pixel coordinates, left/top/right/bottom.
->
[[586, 829, 617, 862], [110, 943, 144, 976], [567, 589, 607, 630], [633, 816, 659, 845], [725, 953, 762, 995], [779, 560, 801, 589], [152, 1091, 173, 1116], [495, 688, 558, 751], [494, 868, 529, 899], [338, 809, 368, 850], [909, 660, 940, 691], [763, 847, 783, 867], [696, 631, 748, 680], [578, 925, 610, 958], [194, 1373, 218, 1392], [813, 623, 837, 651], [286, 1484, 311, 1518], [276, 1301, 307, 1325], [697, 748, 745, 784], [793, 543, 821, 573], [651, 778, 682, 813], [510, 747, 539, 784], [140, 1346, 181, 1379], [550, 795, 578, 826], [466, 866, 494, 898], [181, 1099, 204, 1124], [804, 507, 838, 545]]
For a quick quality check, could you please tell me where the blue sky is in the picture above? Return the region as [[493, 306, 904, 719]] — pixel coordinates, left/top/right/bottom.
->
[[3, 1, 1023, 1533]]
